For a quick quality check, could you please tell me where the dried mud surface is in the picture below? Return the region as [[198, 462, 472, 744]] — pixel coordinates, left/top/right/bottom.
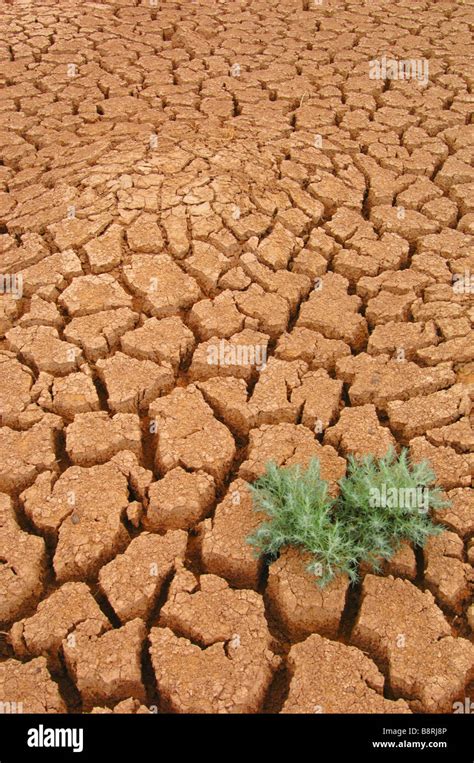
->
[[0, 0, 473, 715]]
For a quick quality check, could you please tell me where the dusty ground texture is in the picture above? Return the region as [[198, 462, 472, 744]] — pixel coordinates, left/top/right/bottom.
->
[[0, 0, 473, 715]]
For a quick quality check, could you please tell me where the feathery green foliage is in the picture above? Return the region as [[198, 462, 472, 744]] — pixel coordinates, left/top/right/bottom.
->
[[337, 447, 448, 573], [247, 448, 448, 587], [246, 459, 355, 586]]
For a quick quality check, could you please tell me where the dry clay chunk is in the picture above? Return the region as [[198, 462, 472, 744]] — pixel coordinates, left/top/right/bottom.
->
[[290, 368, 342, 431], [10, 582, 110, 668], [275, 327, 350, 373], [189, 329, 270, 383], [297, 273, 367, 351], [336, 234, 409, 284], [19, 249, 82, 299], [282, 634, 411, 714], [436, 488, 474, 538], [126, 212, 163, 253], [111, 450, 153, 503], [96, 353, 174, 414], [387, 384, 469, 440], [63, 618, 146, 710], [239, 252, 311, 311], [185, 241, 230, 294], [0, 295, 20, 339], [0, 232, 47, 274], [196, 377, 253, 437], [324, 404, 396, 458], [123, 254, 201, 317], [0, 352, 34, 427], [390, 542, 418, 579], [21, 461, 131, 582], [84, 224, 123, 273], [91, 699, 151, 714], [149, 572, 278, 713], [427, 417, 474, 454], [98, 531, 187, 623], [64, 308, 139, 362], [336, 353, 455, 410], [0, 415, 61, 493], [120, 316, 194, 373], [365, 290, 416, 327], [0, 657, 66, 713], [367, 320, 438, 359], [6, 325, 83, 376], [146, 467, 215, 531], [66, 411, 142, 466], [188, 292, 244, 341], [423, 531, 473, 613], [359, 541, 417, 582], [0, 493, 46, 623], [201, 478, 265, 589], [150, 386, 236, 484], [469, 605, 474, 634], [266, 548, 348, 640], [248, 358, 307, 426], [47, 216, 110, 250], [410, 437, 471, 490], [17, 297, 62, 331], [234, 284, 289, 339], [351, 575, 474, 712], [50, 373, 100, 418], [417, 334, 474, 367], [59, 274, 132, 316], [240, 423, 346, 494]]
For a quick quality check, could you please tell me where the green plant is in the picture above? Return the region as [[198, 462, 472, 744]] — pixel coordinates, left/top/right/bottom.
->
[[247, 448, 449, 587], [246, 459, 355, 587], [337, 447, 448, 574]]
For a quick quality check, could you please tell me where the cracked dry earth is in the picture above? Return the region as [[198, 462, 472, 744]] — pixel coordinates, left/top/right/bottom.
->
[[0, 0, 473, 716]]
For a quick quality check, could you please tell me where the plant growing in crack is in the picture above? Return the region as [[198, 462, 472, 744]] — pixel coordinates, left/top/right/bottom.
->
[[246, 447, 449, 587], [246, 458, 355, 587]]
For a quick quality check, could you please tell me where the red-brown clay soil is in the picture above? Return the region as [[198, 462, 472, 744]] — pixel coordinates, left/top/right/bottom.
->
[[0, 0, 473, 715]]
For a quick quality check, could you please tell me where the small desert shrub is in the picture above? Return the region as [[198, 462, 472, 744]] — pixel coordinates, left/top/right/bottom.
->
[[247, 447, 448, 587], [246, 459, 355, 587]]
